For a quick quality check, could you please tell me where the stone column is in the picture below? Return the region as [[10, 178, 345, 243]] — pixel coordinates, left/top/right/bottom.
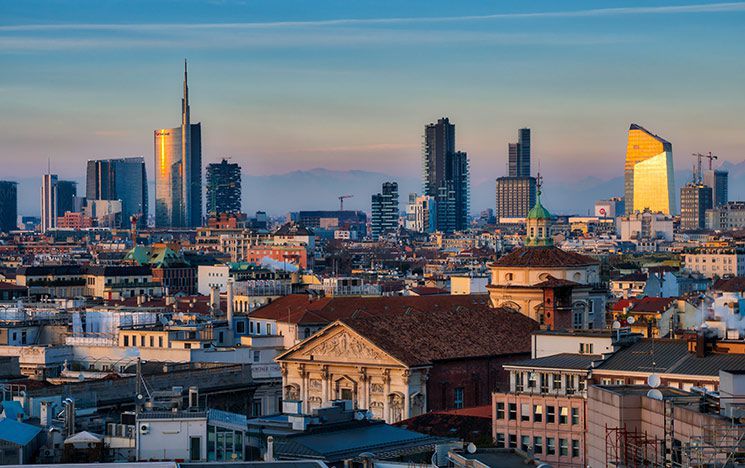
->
[[321, 366, 329, 407], [383, 370, 391, 423], [299, 364, 308, 413], [421, 370, 430, 413], [403, 370, 411, 420], [358, 367, 368, 409]]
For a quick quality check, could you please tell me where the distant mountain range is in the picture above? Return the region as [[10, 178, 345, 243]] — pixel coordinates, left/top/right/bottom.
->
[[12, 161, 745, 218]]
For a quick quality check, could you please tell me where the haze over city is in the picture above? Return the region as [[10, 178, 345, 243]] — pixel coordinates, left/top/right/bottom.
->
[[3, 0, 745, 216]]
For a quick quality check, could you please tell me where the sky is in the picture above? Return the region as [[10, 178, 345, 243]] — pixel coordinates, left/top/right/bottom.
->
[[1, 0, 744, 193]]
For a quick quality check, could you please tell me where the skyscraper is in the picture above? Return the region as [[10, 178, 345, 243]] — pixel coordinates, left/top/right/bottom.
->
[[704, 169, 728, 207], [680, 183, 712, 231], [155, 61, 202, 228], [86, 157, 148, 227], [624, 124, 675, 215], [371, 181, 399, 238], [41, 173, 58, 232], [0, 181, 18, 232], [55, 180, 77, 217], [206, 159, 241, 215], [422, 118, 469, 232], [496, 128, 536, 221]]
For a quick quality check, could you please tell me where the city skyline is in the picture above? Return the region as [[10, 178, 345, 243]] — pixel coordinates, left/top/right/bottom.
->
[[2, 0, 744, 193]]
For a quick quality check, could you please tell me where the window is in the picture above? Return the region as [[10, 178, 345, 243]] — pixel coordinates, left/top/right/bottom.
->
[[571, 407, 579, 425], [253, 351, 261, 363], [496, 402, 505, 419], [520, 403, 530, 422], [566, 374, 577, 394], [553, 373, 562, 390], [123, 335, 129, 346], [601, 378, 612, 385], [559, 406, 569, 424], [496, 433, 505, 448], [454, 388, 464, 409], [546, 405, 555, 423], [534, 436, 543, 454], [615, 378, 625, 385], [508, 434, 517, 449], [579, 343, 594, 354], [508, 403, 517, 420], [572, 439, 580, 457], [540, 373, 549, 393], [521, 435, 530, 452], [266, 323, 271, 335], [140, 336, 145, 347], [515, 373, 524, 392], [560, 438, 568, 456], [236, 321, 245, 334], [149, 336, 154, 347], [527, 372, 537, 389], [158, 336, 163, 347], [249, 321, 254, 334], [546, 437, 555, 455], [534, 405, 543, 423]]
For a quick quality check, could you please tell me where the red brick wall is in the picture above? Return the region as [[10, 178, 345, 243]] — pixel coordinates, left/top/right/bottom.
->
[[427, 354, 529, 411]]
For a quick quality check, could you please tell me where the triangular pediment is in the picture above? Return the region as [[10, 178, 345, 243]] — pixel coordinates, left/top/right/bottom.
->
[[277, 322, 404, 367]]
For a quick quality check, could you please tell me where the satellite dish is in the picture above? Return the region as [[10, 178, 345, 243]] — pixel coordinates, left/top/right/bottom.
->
[[627, 316, 636, 325], [648, 373, 661, 388], [612, 321, 621, 329], [466, 443, 477, 454], [647, 389, 663, 400]]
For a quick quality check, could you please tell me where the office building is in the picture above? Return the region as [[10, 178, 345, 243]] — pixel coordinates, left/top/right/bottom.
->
[[55, 180, 77, 216], [624, 124, 675, 215], [706, 202, 745, 230], [422, 118, 470, 232], [206, 159, 241, 215], [680, 183, 713, 231], [704, 169, 728, 207], [371, 181, 399, 238], [155, 61, 202, 228], [594, 197, 625, 219], [40, 174, 58, 232], [0, 181, 17, 232], [508, 128, 531, 178], [405, 193, 436, 233], [86, 157, 148, 227], [495, 177, 536, 220]]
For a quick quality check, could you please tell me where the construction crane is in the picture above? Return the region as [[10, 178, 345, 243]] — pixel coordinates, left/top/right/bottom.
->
[[338, 195, 353, 211], [691, 152, 719, 183]]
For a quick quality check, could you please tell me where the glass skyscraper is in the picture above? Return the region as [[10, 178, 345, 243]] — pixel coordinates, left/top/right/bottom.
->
[[86, 157, 148, 227], [0, 181, 17, 233], [155, 61, 202, 228], [624, 123, 675, 215], [206, 159, 241, 215], [422, 117, 469, 232], [371, 181, 399, 238]]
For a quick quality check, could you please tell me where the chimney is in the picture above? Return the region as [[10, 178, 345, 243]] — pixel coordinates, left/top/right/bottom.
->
[[227, 279, 234, 323], [210, 285, 220, 315]]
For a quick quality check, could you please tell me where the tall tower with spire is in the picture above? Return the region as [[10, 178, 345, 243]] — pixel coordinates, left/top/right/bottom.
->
[[154, 60, 202, 228]]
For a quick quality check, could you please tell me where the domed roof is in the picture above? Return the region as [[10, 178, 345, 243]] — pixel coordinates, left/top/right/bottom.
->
[[527, 191, 551, 220]]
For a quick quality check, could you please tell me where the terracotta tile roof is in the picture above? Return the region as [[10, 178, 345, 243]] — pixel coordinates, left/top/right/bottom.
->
[[611, 297, 676, 314], [409, 286, 449, 296], [532, 276, 582, 288], [491, 246, 598, 268], [433, 405, 492, 418], [340, 303, 538, 366], [713, 277, 745, 293], [251, 294, 495, 326]]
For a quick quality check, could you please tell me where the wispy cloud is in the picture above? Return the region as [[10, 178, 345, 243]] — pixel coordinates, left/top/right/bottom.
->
[[1, 2, 743, 32]]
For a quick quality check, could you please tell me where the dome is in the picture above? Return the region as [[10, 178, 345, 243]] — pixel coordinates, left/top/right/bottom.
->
[[527, 192, 551, 220]]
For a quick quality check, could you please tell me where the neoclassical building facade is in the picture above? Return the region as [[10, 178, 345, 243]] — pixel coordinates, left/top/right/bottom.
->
[[276, 322, 427, 424]]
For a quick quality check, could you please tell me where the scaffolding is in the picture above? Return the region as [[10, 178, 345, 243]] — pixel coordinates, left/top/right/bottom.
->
[[682, 424, 745, 467], [606, 424, 661, 467]]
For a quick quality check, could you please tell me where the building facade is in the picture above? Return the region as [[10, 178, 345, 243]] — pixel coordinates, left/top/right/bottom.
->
[[155, 61, 202, 228], [706, 202, 745, 230], [371, 181, 399, 238], [624, 123, 675, 215], [86, 157, 148, 227], [405, 193, 436, 233], [40, 174, 58, 232], [0, 181, 17, 232], [680, 183, 713, 231], [496, 177, 536, 220], [206, 158, 241, 215], [682, 246, 745, 278], [704, 168, 728, 207], [422, 117, 469, 232]]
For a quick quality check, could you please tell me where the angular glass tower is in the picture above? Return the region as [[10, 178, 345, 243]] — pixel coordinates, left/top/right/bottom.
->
[[86, 157, 148, 227], [155, 61, 202, 228], [624, 124, 675, 215]]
